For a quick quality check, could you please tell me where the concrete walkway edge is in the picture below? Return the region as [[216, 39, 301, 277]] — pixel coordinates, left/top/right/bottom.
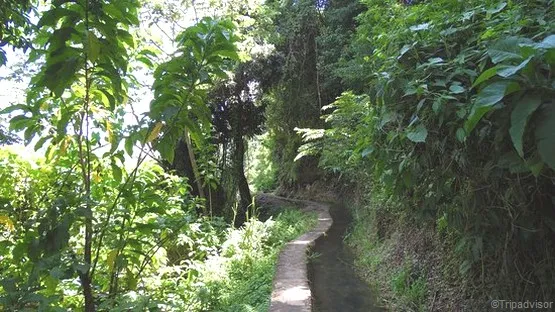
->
[[268, 196, 333, 312]]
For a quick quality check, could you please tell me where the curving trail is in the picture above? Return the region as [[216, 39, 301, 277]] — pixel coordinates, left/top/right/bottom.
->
[[261, 195, 332, 312], [263, 195, 383, 312]]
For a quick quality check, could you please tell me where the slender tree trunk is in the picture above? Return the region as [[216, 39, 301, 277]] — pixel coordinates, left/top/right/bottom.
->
[[80, 2, 95, 310], [233, 135, 252, 227], [184, 128, 207, 213]]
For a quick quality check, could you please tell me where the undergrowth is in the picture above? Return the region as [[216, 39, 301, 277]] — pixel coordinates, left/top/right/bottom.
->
[[0, 148, 315, 311], [149, 207, 316, 311], [346, 193, 463, 311]]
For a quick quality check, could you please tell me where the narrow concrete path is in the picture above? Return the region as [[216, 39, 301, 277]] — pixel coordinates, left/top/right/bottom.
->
[[263, 195, 333, 312]]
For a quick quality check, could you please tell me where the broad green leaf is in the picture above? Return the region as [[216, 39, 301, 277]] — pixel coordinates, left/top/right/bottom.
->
[[361, 147, 374, 158], [124, 137, 134, 156], [34, 136, 51, 151], [86, 32, 101, 63], [212, 49, 239, 60], [38, 8, 80, 28], [1, 104, 31, 114], [487, 37, 525, 64], [479, 81, 521, 107], [99, 88, 116, 110], [44, 275, 59, 295], [535, 101, 555, 170], [117, 29, 135, 48], [9, 115, 34, 131], [465, 81, 520, 133], [23, 125, 37, 143], [407, 124, 428, 143], [111, 162, 122, 183], [497, 57, 532, 78], [107, 250, 118, 270], [509, 95, 542, 157], [465, 107, 494, 134], [157, 136, 175, 163], [137, 56, 154, 68], [103, 3, 126, 23], [43, 56, 81, 97], [472, 66, 499, 88]]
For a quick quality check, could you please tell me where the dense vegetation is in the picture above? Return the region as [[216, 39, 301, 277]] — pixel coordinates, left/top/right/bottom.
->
[[0, 0, 317, 310], [1, 0, 554, 311], [0, 146, 315, 310], [264, 0, 555, 310]]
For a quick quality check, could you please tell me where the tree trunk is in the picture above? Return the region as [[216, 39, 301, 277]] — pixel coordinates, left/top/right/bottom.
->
[[233, 135, 252, 227], [184, 128, 207, 214], [80, 273, 95, 312]]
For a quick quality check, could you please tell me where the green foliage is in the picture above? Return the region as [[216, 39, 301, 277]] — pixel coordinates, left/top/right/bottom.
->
[[0, 3, 249, 310], [262, 0, 325, 187], [0, 117, 19, 145], [0, 148, 200, 310], [149, 17, 239, 163], [295, 0, 555, 307], [0, 0, 34, 66], [391, 263, 427, 311], [0, 148, 316, 311], [247, 134, 278, 192], [0, 0, 318, 310], [468, 35, 555, 171], [138, 208, 316, 311]]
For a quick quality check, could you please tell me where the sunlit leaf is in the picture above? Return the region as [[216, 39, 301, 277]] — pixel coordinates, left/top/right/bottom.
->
[[147, 122, 163, 143], [449, 84, 465, 94], [0, 215, 15, 231], [486, 2, 507, 14], [465, 81, 520, 133], [86, 31, 101, 63]]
